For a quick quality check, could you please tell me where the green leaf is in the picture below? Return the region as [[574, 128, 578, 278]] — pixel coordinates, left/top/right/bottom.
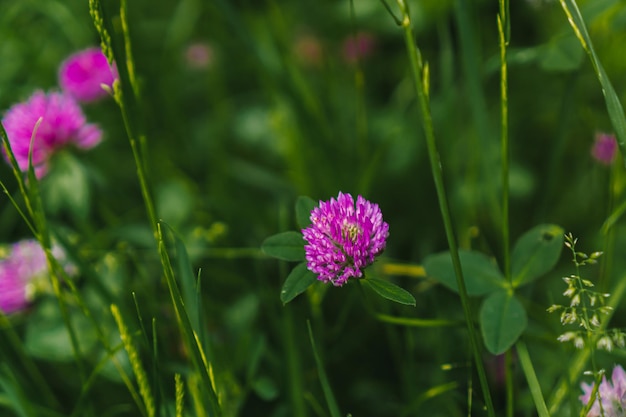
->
[[511, 224, 564, 286], [261, 231, 305, 261], [42, 152, 90, 221], [539, 33, 584, 72], [24, 298, 97, 362], [423, 250, 505, 296], [363, 277, 416, 306], [296, 196, 317, 229], [480, 291, 527, 354], [280, 262, 317, 304], [252, 376, 279, 401]]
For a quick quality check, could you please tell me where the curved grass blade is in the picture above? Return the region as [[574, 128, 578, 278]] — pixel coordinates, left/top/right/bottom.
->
[[157, 222, 221, 417], [559, 0, 626, 164], [307, 321, 342, 417]]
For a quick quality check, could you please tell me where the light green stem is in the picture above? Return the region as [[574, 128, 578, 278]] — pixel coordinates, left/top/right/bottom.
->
[[548, 272, 626, 413], [516, 340, 550, 417], [394, 1, 495, 415]]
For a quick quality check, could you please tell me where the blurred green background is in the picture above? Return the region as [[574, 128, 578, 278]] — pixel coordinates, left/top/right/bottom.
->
[[2, 0, 626, 416]]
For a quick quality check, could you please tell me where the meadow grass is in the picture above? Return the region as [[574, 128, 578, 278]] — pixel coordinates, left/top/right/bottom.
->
[[2, 0, 626, 416]]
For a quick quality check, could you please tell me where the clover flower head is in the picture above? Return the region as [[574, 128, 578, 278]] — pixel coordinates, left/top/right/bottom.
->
[[592, 132, 618, 166], [342, 31, 376, 64], [59, 47, 118, 102], [184, 42, 215, 70], [0, 239, 75, 315], [302, 192, 389, 286], [580, 365, 626, 417], [2, 90, 102, 178]]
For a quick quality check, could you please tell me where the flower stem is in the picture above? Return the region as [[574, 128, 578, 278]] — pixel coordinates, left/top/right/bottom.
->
[[394, 1, 495, 415]]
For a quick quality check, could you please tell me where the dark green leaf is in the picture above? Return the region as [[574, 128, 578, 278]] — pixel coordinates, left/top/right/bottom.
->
[[280, 262, 317, 304], [296, 196, 317, 229], [511, 224, 564, 286], [363, 277, 416, 306], [423, 250, 505, 296], [261, 231, 305, 261], [480, 291, 527, 354]]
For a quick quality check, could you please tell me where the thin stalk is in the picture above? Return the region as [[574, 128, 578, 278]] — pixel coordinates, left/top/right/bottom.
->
[[548, 272, 626, 413], [598, 162, 620, 291], [372, 313, 464, 328], [284, 307, 307, 417], [498, 3, 513, 415], [356, 281, 463, 327], [516, 340, 550, 417], [394, 1, 495, 415], [498, 13, 510, 283], [307, 321, 342, 417]]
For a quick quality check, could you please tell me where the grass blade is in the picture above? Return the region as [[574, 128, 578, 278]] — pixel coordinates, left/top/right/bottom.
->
[[307, 320, 342, 417], [559, 0, 626, 164]]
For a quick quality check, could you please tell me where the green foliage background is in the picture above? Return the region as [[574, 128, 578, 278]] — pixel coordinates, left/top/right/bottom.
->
[[2, 0, 626, 416]]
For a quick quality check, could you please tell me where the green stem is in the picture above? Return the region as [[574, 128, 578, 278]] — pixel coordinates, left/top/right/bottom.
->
[[307, 321, 342, 417], [516, 340, 550, 417], [284, 309, 308, 417], [394, 2, 495, 415], [498, 4, 513, 416], [548, 271, 626, 414], [498, 13, 510, 283], [373, 313, 464, 328]]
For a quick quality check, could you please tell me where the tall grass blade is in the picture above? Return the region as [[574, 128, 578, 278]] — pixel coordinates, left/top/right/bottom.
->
[[516, 340, 550, 417], [559, 0, 626, 164], [157, 222, 221, 416], [307, 320, 342, 417], [111, 304, 154, 417]]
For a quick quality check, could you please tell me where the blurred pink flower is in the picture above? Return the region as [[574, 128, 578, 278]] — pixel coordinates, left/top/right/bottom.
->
[[580, 365, 626, 417], [342, 31, 376, 64], [59, 47, 118, 102], [293, 33, 324, 68], [184, 42, 215, 70], [591, 132, 618, 166], [2, 90, 102, 178], [0, 239, 75, 315]]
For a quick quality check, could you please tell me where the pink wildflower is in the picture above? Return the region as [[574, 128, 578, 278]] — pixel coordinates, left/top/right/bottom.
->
[[342, 32, 376, 64], [591, 132, 618, 166], [59, 47, 118, 102], [0, 239, 75, 315], [2, 90, 102, 178], [302, 192, 389, 286], [184, 42, 215, 70], [293, 33, 324, 68], [580, 365, 626, 417]]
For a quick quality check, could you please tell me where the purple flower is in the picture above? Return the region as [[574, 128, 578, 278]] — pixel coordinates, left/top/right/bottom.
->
[[302, 192, 389, 286], [2, 90, 102, 178], [0, 239, 75, 315], [580, 365, 626, 417], [592, 132, 618, 166], [184, 42, 215, 70], [342, 32, 376, 64], [59, 47, 118, 102]]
